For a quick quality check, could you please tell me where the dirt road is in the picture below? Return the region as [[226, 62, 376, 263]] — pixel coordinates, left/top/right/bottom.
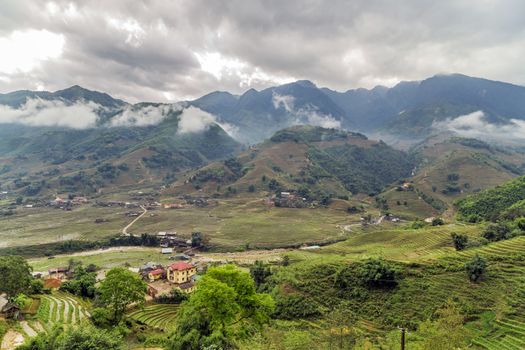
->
[[122, 205, 148, 235]]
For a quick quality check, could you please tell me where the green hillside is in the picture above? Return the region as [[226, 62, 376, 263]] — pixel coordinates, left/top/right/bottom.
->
[[0, 112, 240, 197], [169, 125, 414, 201], [457, 176, 525, 221]]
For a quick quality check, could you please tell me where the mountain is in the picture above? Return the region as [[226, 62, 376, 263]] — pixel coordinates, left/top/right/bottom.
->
[[167, 125, 414, 201], [0, 110, 241, 197], [190, 80, 346, 143], [191, 74, 525, 144], [378, 135, 525, 219], [0, 85, 127, 109]]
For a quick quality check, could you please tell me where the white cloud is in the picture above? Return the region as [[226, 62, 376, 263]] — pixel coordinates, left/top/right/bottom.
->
[[0, 98, 99, 129], [177, 106, 218, 134], [272, 93, 342, 129], [432, 110, 525, 143], [110, 103, 182, 127], [0, 29, 64, 74]]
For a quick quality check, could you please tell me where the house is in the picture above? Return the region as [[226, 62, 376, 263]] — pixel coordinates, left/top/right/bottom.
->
[[177, 281, 196, 293], [157, 231, 167, 238], [1, 303, 20, 319], [139, 262, 161, 272], [164, 203, 184, 209], [169, 253, 191, 261], [48, 267, 69, 280], [147, 284, 159, 298], [72, 196, 88, 204], [147, 268, 165, 282], [161, 248, 173, 254], [166, 262, 197, 291]]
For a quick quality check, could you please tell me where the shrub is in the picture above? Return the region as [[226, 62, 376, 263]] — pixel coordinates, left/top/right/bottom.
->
[[451, 233, 468, 251], [465, 255, 487, 282], [431, 217, 444, 226], [359, 258, 398, 288]]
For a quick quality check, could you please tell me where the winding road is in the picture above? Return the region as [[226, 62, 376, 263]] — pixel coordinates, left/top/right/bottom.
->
[[122, 205, 148, 235]]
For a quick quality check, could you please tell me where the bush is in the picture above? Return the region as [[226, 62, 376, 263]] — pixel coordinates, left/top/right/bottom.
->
[[411, 220, 426, 229], [465, 255, 487, 282], [431, 217, 444, 226], [273, 294, 321, 319], [359, 258, 398, 288], [482, 222, 511, 242], [451, 233, 468, 251]]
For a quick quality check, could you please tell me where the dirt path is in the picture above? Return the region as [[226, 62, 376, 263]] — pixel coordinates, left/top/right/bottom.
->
[[1, 330, 24, 350], [122, 205, 148, 235], [20, 321, 37, 337]]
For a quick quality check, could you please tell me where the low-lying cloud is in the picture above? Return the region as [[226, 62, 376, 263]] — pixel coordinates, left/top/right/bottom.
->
[[177, 106, 240, 138], [272, 92, 342, 129], [0, 98, 99, 129], [110, 103, 182, 127], [432, 110, 525, 143]]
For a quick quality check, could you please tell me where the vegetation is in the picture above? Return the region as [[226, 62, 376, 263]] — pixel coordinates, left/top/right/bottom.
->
[[98, 267, 147, 324], [18, 325, 123, 350], [465, 255, 488, 282], [457, 176, 525, 221], [0, 255, 33, 298], [168, 265, 274, 349]]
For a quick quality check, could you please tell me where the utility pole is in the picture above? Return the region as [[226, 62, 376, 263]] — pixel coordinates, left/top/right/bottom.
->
[[400, 327, 406, 350]]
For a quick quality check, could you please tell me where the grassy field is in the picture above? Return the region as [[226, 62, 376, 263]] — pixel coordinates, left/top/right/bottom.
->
[[128, 304, 179, 331], [134, 198, 358, 249], [0, 205, 128, 248]]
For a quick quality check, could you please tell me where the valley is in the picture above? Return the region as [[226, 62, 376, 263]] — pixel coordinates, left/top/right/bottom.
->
[[1, 75, 525, 350]]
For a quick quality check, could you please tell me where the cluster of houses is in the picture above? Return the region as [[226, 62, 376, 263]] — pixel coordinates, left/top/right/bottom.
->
[[139, 261, 198, 296], [158, 231, 192, 249]]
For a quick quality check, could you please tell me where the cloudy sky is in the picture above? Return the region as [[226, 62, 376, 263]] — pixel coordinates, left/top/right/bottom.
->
[[0, 0, 524, 103]]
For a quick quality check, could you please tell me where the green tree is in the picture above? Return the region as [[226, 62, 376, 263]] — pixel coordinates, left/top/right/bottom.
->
[[359, 258, 398, 288], [18, 325, 123, 350], [0, 256, 32, 298], [98, 267, 146, 323], [431, 217, 444, 226], [465, 255, 487, 282], [169, 265, 274, 350], [451, 233, 468, 251], [250, 261, 272, 289]]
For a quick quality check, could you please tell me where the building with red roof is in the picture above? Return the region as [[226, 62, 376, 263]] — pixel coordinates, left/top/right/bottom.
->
[[167, 261, 196, 290]]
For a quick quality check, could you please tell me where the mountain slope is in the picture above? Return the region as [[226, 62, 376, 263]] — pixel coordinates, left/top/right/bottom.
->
[[168, 125, 414, 200], [0, 110, 241, 197], [379, 136, 525, 219]]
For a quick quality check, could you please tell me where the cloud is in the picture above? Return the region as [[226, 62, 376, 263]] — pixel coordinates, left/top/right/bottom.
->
[[110, 103, 182, 127], [0, 98, 99, 128], [0, 1, 524, 102], [432, 110, 525, 143], [272, 93, 341, 129], [177, 106, 219, 134]]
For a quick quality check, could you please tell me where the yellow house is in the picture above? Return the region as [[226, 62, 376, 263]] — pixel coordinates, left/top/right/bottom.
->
[[147, 268, 164, 282], [166, 262, 197, 292]]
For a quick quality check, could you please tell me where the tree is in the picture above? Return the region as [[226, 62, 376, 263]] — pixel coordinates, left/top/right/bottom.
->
[[0, 256, 33, 298], [359, 258, 398, 288], [431, 217, 444, 226], [60, 265, 96, 298], [248, 184, 256, 193], [482, 222, 511, 242], [98, 267, 146, 323], [451, 233, 468, 251], [465, 255, 487, 282], [191, 231, 203, 248], [250, 261, 272, 289], [169, 265, 274, 350]]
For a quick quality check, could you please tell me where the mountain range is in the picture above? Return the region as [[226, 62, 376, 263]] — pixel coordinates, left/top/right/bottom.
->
[[1, 73, 525, 211]]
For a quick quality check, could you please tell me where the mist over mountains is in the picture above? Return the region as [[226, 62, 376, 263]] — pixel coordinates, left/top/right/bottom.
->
[[1, 73, 525, 146]]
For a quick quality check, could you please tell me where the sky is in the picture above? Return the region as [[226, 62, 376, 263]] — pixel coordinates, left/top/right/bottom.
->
[[0, 0, 524, 103]]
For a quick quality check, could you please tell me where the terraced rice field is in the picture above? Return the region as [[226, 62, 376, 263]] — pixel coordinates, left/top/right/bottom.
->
[[474, 318, 525, 350], [38, 293, 91, 329], [128, 304, 179, 331]]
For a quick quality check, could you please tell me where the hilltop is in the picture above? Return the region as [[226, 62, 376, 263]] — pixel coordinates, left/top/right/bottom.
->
[[167, 125, 414, 202]]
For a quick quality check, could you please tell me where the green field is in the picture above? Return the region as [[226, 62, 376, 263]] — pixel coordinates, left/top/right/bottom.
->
[[128, 304, 179, 331], [0, 205, 128, 248], [37, 293, 91, 330], [133, 199, 357, 249]]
